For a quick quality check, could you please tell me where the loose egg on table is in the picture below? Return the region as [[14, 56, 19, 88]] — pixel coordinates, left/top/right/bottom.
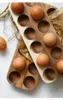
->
[[13, 56, 26, 71], [0, 36, 7, 51]]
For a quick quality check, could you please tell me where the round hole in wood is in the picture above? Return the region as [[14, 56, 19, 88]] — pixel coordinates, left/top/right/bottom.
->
[[24, 28, 36, 40], [18, 14, 29, 26], [38, 20, 50, 33], [26, 3, 36, 7], [23, 76, 35, 89], [51, 47, 62, 59], [9, 71, 21, 84], [28, 63, 38, 75], [30, 41, 43, 53], [47, 8, 56, 15], [43, 68, 56, 81]]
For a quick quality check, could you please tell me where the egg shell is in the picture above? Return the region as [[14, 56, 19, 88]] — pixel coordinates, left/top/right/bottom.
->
[[13, 56, 26, 71], [0, 37, 7, 51], [30, 5, 44, 20], [36, 53, 50, 67], [56, 60, 63, 73], [11, 3, 24, 15], [43, 33, 57, 46]]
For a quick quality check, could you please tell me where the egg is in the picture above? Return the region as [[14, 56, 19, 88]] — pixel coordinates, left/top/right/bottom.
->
[[36, 53, 50, 67], [13, 56, 26, 71], [43, 33, 57, 46], [56, 60, 63, 73], [11, 3, 24, 15], [0, 37, 7, 51], [30, 5, 44, 20]]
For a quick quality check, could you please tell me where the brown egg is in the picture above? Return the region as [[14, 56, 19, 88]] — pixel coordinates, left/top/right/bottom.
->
[[0, 37, 7, 51], [43, 33, 57, 46], [11, 3, 24, 15], [36, 53, 50, 67], [56, 60, 63, 73], [13, 56, 26, 71], [30, 5, 44, 20]]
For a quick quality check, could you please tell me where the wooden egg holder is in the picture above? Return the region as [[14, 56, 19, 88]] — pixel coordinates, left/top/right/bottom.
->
[[7, 39, 40, 91], [9, 2, 63, 84]]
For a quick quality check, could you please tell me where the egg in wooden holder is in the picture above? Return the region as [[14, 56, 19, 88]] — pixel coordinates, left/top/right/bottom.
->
[[9, 2, 63, 83], [7, 40, 40, 90]]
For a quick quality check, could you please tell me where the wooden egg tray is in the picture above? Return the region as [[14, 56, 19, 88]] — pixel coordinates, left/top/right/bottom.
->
[[7, 39, 40, 91], [9, 3, 63, 83]]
